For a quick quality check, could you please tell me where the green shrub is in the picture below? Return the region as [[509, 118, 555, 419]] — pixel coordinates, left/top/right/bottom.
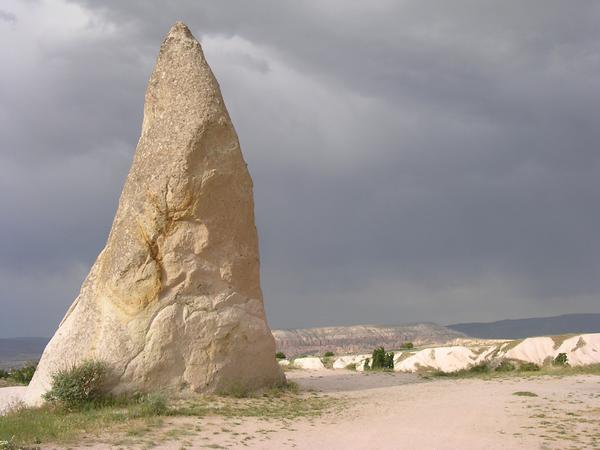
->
[[275, 352, 286, 360], [9, 363, 37, 384], [401, 342, 414, 349], [495, 360, 516, 372], [321, 354, 334, 369], [363, 358, 370, 371], [519, 362, 541, 371], [553, 353, 568, 366], [469, 362, 491, 374], [324, 351, 335, 357], [371, 347, 385, 369], [137, 393, 168, 416], [513, 391, 538, 397], [432, 362, 490, 377], [345, 363, 357, 371], [369, 347, 394, 370], [0, 437, 18, 450], [0, 369, 9, 379], [42, 360, 109, 410], [384, 351, 394, 369]]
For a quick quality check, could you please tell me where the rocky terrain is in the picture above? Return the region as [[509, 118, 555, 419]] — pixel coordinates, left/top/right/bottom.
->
[[272, 323, 465, 357], [282, 333, 600, 373]]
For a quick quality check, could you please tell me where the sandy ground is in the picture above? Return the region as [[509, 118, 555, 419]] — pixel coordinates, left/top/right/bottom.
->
[[2, 370, 599, 449]]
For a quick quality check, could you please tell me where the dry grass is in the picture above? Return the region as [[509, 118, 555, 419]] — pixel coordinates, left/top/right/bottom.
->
[[431, 362, 600, 379], [0, 382, 340, 448]]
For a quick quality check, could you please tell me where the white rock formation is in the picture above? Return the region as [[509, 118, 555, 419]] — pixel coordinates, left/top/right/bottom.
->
[[293, 357, 325, 370], [332, 354, 371, 370], [25, 22, 283, 404], [499, 337, 556, 365], [474, 346, 499, 364], [553, 334, 600, 366], [326, 333, 600, 373], [395, 346, 479, 373]]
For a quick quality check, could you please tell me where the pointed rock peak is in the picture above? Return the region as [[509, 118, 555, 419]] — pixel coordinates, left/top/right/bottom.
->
[[23, 21, 283, 405], [167, 21, 195, 40]]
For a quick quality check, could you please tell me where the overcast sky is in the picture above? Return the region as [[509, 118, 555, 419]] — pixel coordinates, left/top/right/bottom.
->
[[1, 0, 599, 338]]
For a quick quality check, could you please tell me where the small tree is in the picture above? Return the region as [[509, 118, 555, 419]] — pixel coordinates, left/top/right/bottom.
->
[[371, 347, 386, 369], [324, 351, 334, 357], [275, 352, 286, 360], [363, 358, 370, 371], [553, 353, 568, 366], [384, 351, 394, 369], [370, 347, 394, 370], [401, 342, 414, 349]]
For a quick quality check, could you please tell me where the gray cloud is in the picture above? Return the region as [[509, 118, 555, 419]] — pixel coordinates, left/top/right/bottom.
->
[[0, 10, 16, 23], [1, 0, 599, 337]]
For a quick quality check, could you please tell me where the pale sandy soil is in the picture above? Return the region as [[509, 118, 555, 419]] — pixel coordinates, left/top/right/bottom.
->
[[2, 371, 599, 449]]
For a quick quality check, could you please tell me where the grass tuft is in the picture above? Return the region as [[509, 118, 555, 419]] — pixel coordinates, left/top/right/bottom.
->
[[513, 391, 538, 397]]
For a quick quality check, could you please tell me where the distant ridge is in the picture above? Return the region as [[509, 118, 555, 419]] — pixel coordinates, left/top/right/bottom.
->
[[272, 323, 465, 357], [448, 313, 600, 339]]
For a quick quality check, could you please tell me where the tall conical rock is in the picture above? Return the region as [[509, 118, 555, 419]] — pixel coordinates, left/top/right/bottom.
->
[[25, 22, 284, 403]]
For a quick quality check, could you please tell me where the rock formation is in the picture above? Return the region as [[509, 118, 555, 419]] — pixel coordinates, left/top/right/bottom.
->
[[25, 22, 283, 404], [328, 333, 600, 373]]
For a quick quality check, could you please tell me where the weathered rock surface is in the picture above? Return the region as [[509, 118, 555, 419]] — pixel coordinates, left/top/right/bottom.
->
[[25, 22, 283, 404], [292, 357, 325, 370], [394, 346, 481, 373], [273, 323, 466, 358]]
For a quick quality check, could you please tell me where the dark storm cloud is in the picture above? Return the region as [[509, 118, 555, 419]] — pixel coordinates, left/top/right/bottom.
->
[[1, 0, 599, 337]]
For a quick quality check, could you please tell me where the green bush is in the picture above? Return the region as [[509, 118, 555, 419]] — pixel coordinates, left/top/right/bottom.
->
[[137, 393, 168, 416], [0, 437, 18, 450], [371, 347, 385, 369], [363, 358, 370, 371], [519, 362, 541, 371], [469, 362, 491, 374], [513, 391, 538, 397], [43, 360, 109, 410], [369, 347, 394, 370], [401, 342, 414, 349], [433, 362, 490, 377], [9, 363, 37, 384], [324, 351, 335, 357], [0, 369, 9, 379], [384, 351, 394, 369], [553, 353, 568, 366], [495, 360, 516, 372], [345, 363, 357, 371], [275, 352, 286, 360]]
